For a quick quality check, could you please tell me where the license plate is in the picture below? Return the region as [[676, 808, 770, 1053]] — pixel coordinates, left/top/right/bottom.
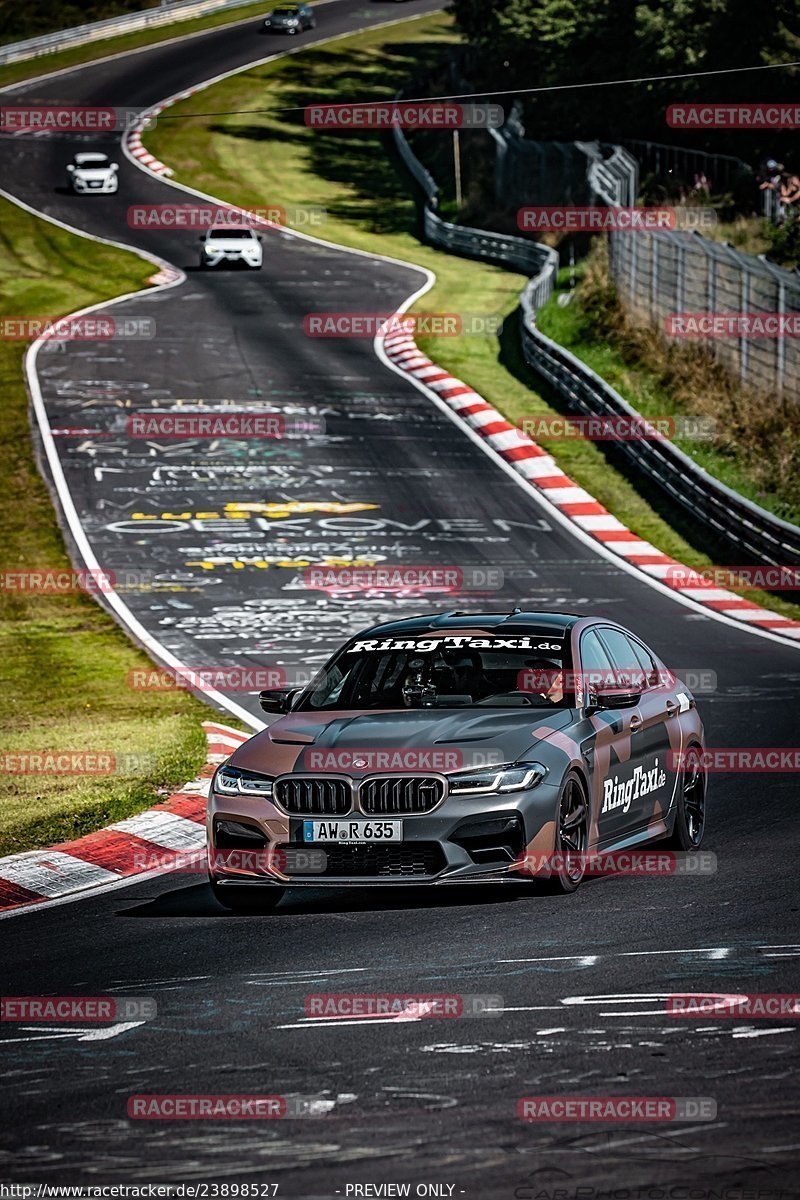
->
[[303, 820, 403, 843]]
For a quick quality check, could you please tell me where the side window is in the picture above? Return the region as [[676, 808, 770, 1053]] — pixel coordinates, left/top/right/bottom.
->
[[629, 638, 662, 690], [596, 627, 648, 691], [579, 630, 614, 696]]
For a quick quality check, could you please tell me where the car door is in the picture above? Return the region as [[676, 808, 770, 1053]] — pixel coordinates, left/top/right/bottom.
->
[[575, 628, 647, 850], [595, 627, 673, 839]]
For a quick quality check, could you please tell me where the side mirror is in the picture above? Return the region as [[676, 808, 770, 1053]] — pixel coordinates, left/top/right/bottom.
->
[[66, 164, 75, 172], [589, 686, 642, 711], [259, 687, 299, 714], [256, 234, 263, 241], [198, 234, 206, 241], [111, 163, 119, 172]]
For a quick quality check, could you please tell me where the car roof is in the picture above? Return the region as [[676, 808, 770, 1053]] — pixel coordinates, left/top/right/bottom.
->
[[354, 610, 584, 639]]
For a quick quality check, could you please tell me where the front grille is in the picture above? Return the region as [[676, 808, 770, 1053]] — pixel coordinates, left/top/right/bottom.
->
[[280, 842, 445, 878], [359, 776, 445, 815], [274, 776, 351, 815]]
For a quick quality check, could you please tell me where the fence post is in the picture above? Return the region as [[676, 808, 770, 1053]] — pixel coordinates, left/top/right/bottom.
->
[[651, 236, 660, 322]]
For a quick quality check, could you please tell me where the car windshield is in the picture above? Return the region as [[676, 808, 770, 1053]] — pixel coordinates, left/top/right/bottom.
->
[[76, 156, 108, 167], [297, 633, 571, 711], [272, 8, 298, 14], [208, 228, 255, 239]]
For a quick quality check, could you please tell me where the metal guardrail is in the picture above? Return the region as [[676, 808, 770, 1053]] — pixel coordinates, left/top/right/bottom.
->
[[518, 298, 800, 566], [392, 113, 558, 307], [392, 104, 800, 567], [0, 0, 260, 65]]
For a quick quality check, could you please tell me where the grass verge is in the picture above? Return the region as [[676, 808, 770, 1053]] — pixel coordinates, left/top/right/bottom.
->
[[0, 196, 231, 857], [146, 12, 800, 622]]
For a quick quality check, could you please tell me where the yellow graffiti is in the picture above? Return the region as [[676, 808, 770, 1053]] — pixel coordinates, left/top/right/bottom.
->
[[131, 501, 379, 522], [185, 557, 383, 571]]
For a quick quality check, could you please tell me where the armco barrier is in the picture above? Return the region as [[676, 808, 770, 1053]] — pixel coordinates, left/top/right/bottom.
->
[[392, 109, 800, 569], [0, 0, 260, 66]]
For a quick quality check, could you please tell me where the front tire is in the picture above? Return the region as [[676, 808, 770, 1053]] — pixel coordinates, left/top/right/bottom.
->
[[664, 744, 706, 850], [541, 771, 589, 893], [210, 879, 285, 912]]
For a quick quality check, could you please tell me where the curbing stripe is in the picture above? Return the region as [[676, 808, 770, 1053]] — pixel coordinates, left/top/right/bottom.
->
[[0, 722, 246, 913]]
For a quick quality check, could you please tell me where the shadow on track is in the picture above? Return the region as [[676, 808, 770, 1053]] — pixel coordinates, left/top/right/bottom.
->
[[117, 878, 562, 918]]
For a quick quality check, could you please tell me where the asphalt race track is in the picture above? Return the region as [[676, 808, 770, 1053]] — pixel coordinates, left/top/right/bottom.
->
[[1, 4, 800, 1193]]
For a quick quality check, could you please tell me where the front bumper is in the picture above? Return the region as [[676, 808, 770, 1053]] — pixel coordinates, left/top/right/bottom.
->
[[207, 779, 560, 887], [71, 176, 117, 194], [202, 251, 262, 268]]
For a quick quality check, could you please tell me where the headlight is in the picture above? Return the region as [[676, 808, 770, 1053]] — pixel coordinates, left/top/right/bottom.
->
[[448, 761, 546, 796], [215, 766, 273, 797]]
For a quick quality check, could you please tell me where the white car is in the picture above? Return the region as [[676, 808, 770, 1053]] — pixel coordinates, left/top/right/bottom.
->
[[66, 153, 119, 194], [199, 225, 263, 270]]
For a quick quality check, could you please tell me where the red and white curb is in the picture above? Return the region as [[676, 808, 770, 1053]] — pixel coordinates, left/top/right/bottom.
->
[[127, 103, 176, 177], [0, 722, 248, 914], [381, 330, 800, 641]]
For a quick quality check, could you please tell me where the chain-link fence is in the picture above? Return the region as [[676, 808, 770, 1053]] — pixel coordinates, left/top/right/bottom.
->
[[496, 120, 800, 400]]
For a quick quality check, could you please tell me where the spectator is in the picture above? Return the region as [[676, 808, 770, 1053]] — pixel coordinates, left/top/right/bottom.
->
[[780, 173, 800, 210]]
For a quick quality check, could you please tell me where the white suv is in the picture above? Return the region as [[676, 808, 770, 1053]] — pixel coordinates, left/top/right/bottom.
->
[[66, 153, 119, 194], [199, 225, 263, 270]]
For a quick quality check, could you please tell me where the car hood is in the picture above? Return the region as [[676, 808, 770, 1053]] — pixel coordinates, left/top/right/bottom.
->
[[73, 168, 113, 179], [267, 14, 298, 21], [228, 708, 576, 776]]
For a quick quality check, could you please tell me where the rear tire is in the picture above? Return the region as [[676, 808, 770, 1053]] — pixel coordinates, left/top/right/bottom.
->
[[210, 879, 285, 912], [664, 744, 706, 850]]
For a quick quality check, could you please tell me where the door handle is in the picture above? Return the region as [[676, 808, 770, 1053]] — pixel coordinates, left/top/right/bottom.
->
[[665, 700, 678, 717], [630, 714, 642, 731]]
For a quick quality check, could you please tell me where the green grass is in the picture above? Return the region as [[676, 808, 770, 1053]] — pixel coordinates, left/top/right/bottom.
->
[[0, 1, 271, 90], [0, 197, 243, 856], [146, 13, 800, 623]]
